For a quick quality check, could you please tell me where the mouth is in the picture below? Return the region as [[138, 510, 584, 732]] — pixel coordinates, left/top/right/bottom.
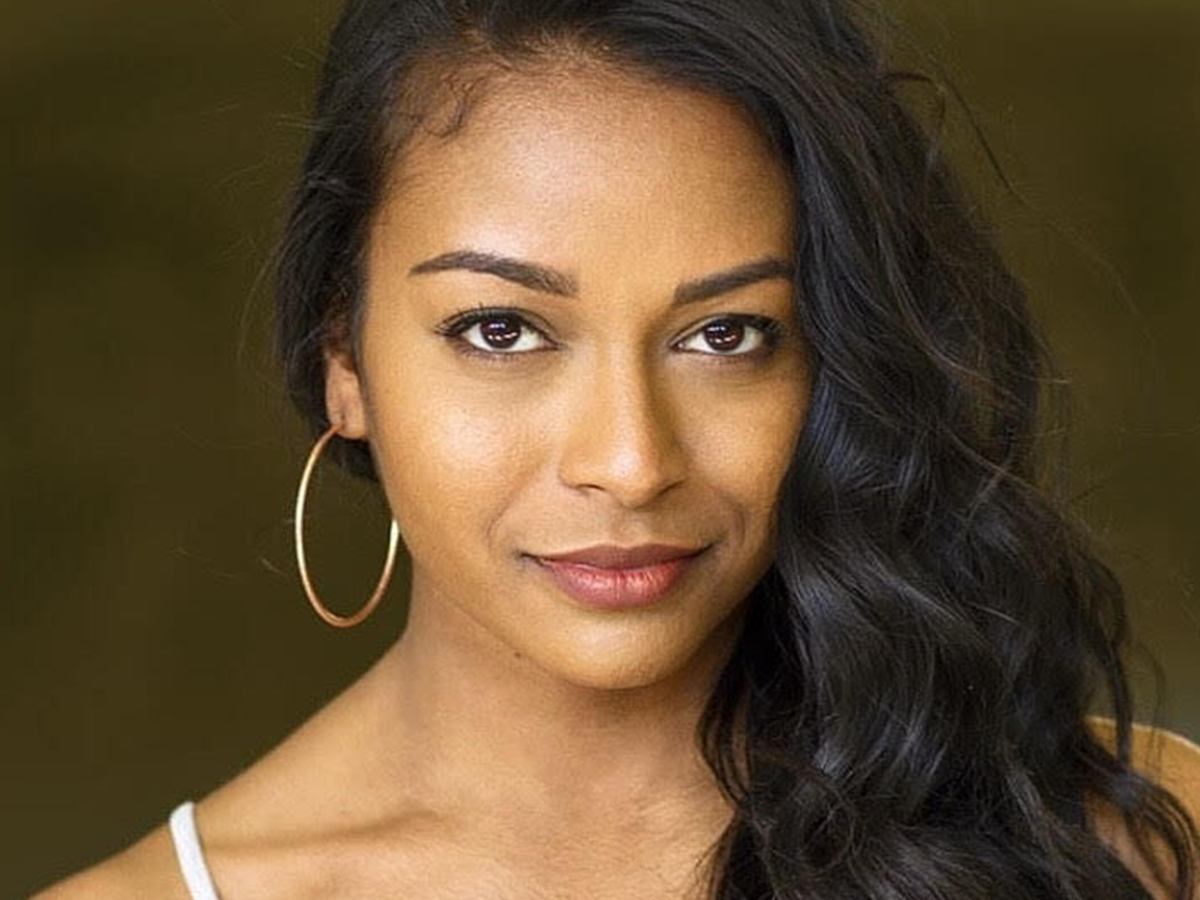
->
[[525, 544, 710, 610], [533, 543, 709, 569]]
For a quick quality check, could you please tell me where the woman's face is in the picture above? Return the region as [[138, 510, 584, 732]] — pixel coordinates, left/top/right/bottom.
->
[[326, 67, 810, 690]]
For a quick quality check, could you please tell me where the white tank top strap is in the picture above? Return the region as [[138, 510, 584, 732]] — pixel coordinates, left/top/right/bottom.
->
[[168, 800, 222, 900]]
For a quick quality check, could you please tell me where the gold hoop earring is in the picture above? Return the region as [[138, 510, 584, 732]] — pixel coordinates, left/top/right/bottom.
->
[[294, 423, 400, 628]]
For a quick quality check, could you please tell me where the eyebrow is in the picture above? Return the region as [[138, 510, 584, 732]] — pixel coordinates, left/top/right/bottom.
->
[[408, 249, 794, 305]]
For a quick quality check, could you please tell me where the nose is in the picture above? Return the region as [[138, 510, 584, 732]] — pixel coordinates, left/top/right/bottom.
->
[[557, 351, 688, 508]]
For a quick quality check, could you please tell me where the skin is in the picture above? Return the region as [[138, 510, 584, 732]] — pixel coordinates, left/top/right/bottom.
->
[[31, 63, 1200, 900]]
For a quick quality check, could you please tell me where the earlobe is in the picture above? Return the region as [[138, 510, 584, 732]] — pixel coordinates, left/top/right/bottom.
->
[[323, 346, 369, 439]]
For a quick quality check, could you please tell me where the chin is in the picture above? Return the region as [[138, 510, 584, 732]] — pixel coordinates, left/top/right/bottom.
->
[[552, 661, 683, 693], [530, 624, 724, 693]]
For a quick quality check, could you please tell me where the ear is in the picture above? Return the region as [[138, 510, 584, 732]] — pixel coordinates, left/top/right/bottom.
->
[[323, 344, 369, 440]]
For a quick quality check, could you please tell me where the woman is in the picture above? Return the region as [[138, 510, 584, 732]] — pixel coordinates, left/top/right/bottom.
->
[[33, 0, 1200, 898]]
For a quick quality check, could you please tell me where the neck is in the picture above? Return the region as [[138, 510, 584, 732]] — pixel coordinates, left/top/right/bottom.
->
[[368, 574, 742, 838]]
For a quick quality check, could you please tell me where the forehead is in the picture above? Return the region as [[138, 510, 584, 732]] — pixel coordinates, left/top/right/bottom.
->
[[371, 67, 795, 282]]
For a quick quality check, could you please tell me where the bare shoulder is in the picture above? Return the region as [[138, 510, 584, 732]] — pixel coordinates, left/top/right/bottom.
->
[[1086, 715, 1200, 900], [25, 820, 189, 900], [29, 652, 430, 900], [1087, 715, 1200, 807]]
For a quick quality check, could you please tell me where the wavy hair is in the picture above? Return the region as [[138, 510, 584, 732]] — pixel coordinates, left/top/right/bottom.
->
[[273, 0, 1199, 897]]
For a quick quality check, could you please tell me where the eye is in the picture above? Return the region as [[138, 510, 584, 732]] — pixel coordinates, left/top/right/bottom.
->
[[435, 308, 784, 365], [674, 315, 782, 360], [435, 307, 555, 361]]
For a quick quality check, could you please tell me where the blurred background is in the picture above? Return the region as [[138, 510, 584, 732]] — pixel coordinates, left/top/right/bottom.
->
[[2, 0, 1197, 895]]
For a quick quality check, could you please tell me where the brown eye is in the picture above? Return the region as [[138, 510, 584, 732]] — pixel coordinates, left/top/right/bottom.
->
[[436, 308, 555, 360], [677, 315, 779, 358], [702, 320, 745, 352], [478, 315, 523, 350]]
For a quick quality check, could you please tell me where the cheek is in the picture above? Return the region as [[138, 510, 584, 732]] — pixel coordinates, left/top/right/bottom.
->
[[362, 355, 546, 555], [684, 378, 808, 518]]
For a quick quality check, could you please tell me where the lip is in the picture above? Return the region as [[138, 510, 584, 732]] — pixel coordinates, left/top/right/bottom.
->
[[529, 544, 709, 610], [537, 543, 706, 568]]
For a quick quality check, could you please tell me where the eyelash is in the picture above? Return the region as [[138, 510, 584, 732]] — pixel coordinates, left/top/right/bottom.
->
[[433, 305, 785, 366]]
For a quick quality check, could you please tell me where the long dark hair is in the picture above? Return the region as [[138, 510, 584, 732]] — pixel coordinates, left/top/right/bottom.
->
[[274, 1, 1199, 897]]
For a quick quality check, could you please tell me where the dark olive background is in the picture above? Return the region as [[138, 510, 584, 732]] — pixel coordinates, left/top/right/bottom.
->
[[2, 1, 1197, 895]]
